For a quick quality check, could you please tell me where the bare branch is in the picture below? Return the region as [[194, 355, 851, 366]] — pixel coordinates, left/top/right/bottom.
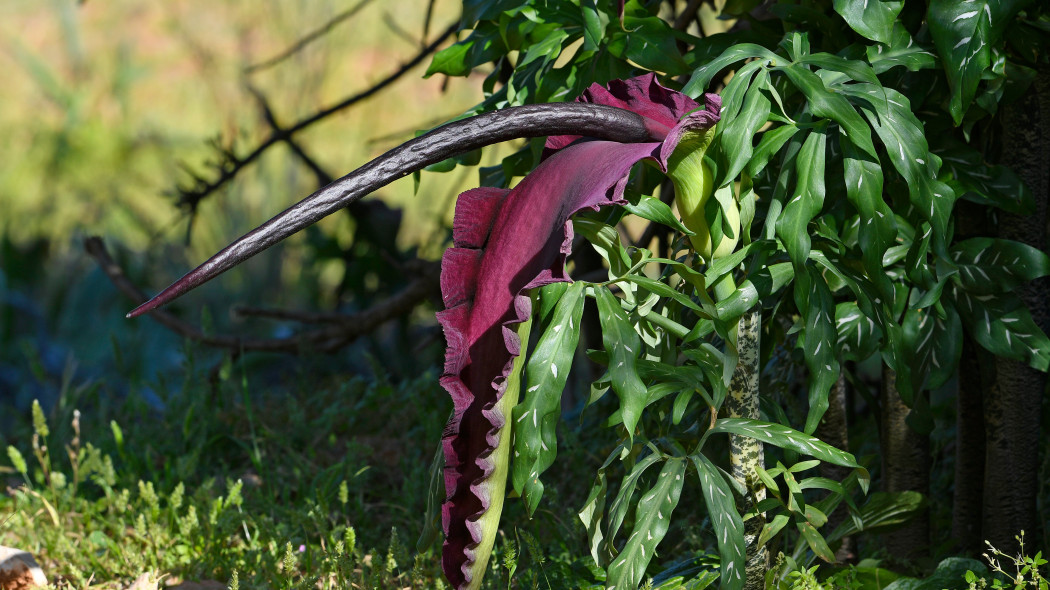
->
[[244, 0, 377, 74], [176, 21, 459, 215], [85, 237, 439, 354]]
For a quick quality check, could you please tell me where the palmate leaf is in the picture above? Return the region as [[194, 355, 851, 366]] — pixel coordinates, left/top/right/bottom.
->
[[950, 238, 1050, 295], [691, 453, 746, 590], [928, 0, 1029, 124], [607, 458, 687, 590], [512, 281, 586, 516], [595, 286, 648, 439], [833, 0, 903, 44], [949, 285, 1050, 372]]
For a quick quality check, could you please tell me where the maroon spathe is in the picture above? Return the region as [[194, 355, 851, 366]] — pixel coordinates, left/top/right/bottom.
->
[[437, 73, 720, 588]]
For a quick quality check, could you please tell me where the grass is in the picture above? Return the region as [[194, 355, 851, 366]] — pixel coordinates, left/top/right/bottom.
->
[[0, 348, 639, 589]]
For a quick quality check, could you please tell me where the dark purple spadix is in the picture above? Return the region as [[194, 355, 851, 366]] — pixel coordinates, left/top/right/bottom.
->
[[126, 103, 666, 318]]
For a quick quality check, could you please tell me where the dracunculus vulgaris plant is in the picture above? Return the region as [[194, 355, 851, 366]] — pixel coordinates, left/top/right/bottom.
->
[[129, 74, 714, 588], [128, 74, 866, 590]]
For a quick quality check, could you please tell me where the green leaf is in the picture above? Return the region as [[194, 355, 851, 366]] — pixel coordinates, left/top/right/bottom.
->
[[835, 302, 882, 362], [778, 63, 876, 155], [797, 53, 881, 86], [939, 144, 1035, 214], [842, 84, 956, 252], [621, 16, 689, 75], [826, 491, 925, 542], [715, 263, 794, 322], [759, 514, 790, 547], [604, 451, 665, 564], [718, 67, 772, 188], [775, 128, 827, 271], [898, 304, 963, 402], [950, 286, 1050, 372], [579, 467, 610, 566], [595, 287, 648, 438], [581, 0, 604, 52], [797, 522, 836, 563], [682, 43, 780, 96], [607, 459, 688, 590], [841, 133, 895, 299], [709, 419, 862, 468], [461, 0, 521, 26], [950, 238, 1050, 294], [746, 125, 800, 178], [512, 282, 587, 516], [800, 270, 841, 434], [425, 27, 505, 77], [928, 0, 1027, 124], [623, 195, 695, 236], [691, 453, 745, 590], [833, 0, 903, 44], [614, 275, 706, 315], [866, 23, 938, 74]]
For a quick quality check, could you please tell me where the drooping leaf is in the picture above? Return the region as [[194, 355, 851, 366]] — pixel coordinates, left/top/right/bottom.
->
[[595, 286, 649, 438], [835, 302, 882, 362], [623, 194, 696, 236], [604, 451, 665, 561], [842, 84, 956, 253], [718, 67, 772, 188], [826, 491, 925, 542], [928, 0, 1028, 124], [897, 303, 963, 403], [949, 286, 1050, 372], [682, 44, 780, 96], [797, 522, 837, 563], [512, 281, 587, 516], [939, 143, 1035, 214], [841, 126, 895, 300], [691, 453, 746, 590], [607, 458, 688, 590], [775, 127, 827, 273], [950, 238, 1050, 294]]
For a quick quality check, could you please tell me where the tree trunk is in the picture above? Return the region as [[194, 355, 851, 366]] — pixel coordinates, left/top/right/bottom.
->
[[951, 337, 986, 554], [985, 70, 1050, 553], [726, 310, 767, 590], [879, 366, 930, 559], [816, 371, 854, 563]]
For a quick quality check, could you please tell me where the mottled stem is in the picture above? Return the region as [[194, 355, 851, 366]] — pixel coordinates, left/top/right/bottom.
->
[[725, 305, 767, 590]]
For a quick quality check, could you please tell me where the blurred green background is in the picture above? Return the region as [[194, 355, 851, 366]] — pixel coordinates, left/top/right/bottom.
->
[[0, 0, 493, 420]]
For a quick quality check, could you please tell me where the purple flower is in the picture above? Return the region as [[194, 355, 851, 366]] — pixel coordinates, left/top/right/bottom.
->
[[438, 73, 719, 589]]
